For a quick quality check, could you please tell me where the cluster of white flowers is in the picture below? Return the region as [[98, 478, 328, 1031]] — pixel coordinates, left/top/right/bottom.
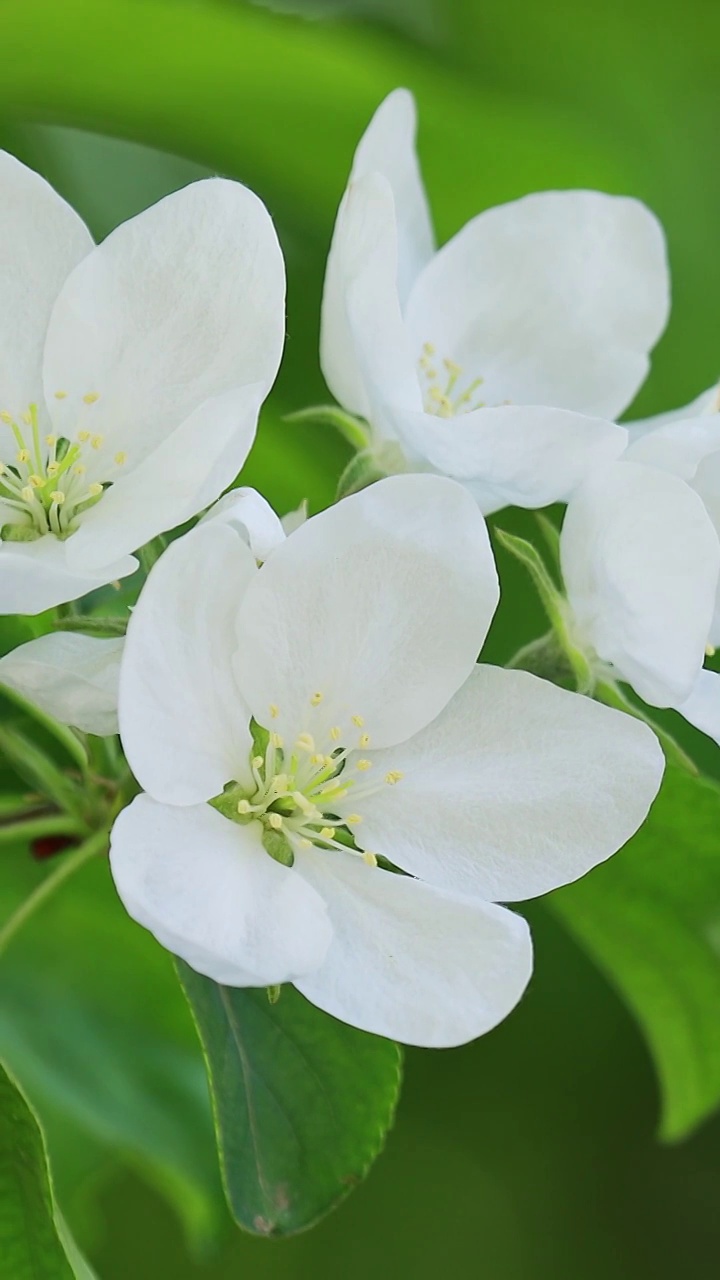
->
[[3, 86, 718, 1047]]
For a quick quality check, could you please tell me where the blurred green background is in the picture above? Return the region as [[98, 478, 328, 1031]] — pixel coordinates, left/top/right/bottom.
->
[[2, 0, 720, 1275]]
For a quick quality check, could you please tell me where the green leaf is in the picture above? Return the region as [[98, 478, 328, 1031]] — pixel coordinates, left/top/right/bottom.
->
[[551, 767, 720, 1140], [176, 965, 402, 1236], [0, 1058, 95, 1279], [0, 853, 223, 1244]]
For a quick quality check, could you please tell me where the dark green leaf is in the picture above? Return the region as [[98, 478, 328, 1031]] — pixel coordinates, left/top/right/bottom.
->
[[0, 1058, 95, 1279], [176, 965, 402, 1235], [551, 767, 720, 1140]]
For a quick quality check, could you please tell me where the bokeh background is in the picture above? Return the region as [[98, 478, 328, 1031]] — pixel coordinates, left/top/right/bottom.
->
[[2, 0, 720, 1275]]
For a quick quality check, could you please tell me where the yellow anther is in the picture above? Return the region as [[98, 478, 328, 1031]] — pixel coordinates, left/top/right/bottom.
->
[[310, 691, 323, 706], [88, 483, 103, 497], [21, 486, 34, 502], [299, 838, 312, 849], [90, 435, 103, 450], [706, 644, 716, 658], [358, 733, 371, 748], [362, 851, 378, 867], [268, 813, 283, 830], [443, 357, 462, 377], [310, 753, 325, 766], [274, 773, 289, 794], [46, 462, 60, 477], [252, 755, 264, 769], [346, 814, 363, 825], [385, 771, 404, 785], [270, 732, 284, 749], [296, 732, 315, 753], [83, 392, 100, 404], [21, 410, 32, 425], [422, 342, 436, 356], [356, 759, 373, 771], [114, 451, 127, 466], [319, 827, 336, 842], [73, 465, 86, 477], [16, 449, 29, 463], [0, 410, 13, 423], [54, 390, 67, 400], [50, 491, 65, 505], [77, 430, 90, 443], [330, 726, 341, 741], [352, 715, 364, 727], [237, 799, 251, 815], [269, 703, 279, 719], [45, 435, 57, 447], [29, 474, 44, 488]]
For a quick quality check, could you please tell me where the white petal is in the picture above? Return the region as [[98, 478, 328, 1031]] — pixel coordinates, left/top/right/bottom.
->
[[354, 665, 664, 903], [0, 151, 92, 421], [200, 485, 286, 562], [321, 172, 417, 420], [110, 796, 332, 987], [0, 632, 122, 736], [625, 417, 720, 481], [0, 535, 136, 616], [64, 383, 265, 571], [675, 668, 720, 746], [376, 401, 627, 513], [233, 474, 499, 749], [119, 522, 256, 805], [293, 846, 532, 1047], [43, 177, 285, 461], [626, 383, 720, 444], [561, 461, 720, 705], [350, 89, 434, 304], [404, 190, 669, 420]]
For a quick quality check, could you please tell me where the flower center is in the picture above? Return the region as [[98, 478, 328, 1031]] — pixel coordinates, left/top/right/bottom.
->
[[0, 394, 127, 542], [418, 343, 486, 418], [212, 694, 405, 867]]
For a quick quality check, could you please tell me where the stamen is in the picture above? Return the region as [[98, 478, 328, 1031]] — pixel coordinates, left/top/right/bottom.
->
[[358, 733, 371, 748], [346, 814, 362, 825], [296, 732, 315, 753], [114, 452, 127, 466], [270, 703, 279, 719], [352, 715, 364, 727], [362, 851, 378, 867], [310, 691, 323, 706], [54, 391, 67, 400], [356, 759, 373, 771], [385, 771, 403, 785], [268, 813, 283, 830], [83, 392, 100, 405]]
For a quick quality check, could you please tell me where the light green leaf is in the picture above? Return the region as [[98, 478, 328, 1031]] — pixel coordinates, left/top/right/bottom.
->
[[0, 1058, 95, 1279], [176, 966, 402, 1236], [551, 767, 720, 1140]]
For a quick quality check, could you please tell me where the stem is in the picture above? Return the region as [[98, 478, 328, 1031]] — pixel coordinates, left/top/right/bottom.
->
[[0, 683, 89, 777], [284, 405, 370, 451], [0, 827, 108, 959], [0, 814, 89, 847]]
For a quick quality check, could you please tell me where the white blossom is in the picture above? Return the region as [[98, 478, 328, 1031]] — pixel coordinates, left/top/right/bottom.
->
[[560, 459, 720, 735], [0, 152, 285, 614], [321, 89, 669, 513], [110, 475, 663, 1047]]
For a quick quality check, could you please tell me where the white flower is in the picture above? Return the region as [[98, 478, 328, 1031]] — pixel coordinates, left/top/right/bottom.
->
[[110, 474, 663, 1047], [0, 632, 123, 736], [321, 89, 670, 514], [0, 152, 285, 614], [619, 408, 720, 740], [0, 490, 287, 734], [559, 459, 720, 727]]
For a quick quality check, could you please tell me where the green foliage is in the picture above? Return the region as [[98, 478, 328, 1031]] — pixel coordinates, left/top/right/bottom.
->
[[177, 966, 402, 1235], [0, 1059, 95, 1279], [552, 767, 720, 1140], [0, 854, 223, 1244]]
